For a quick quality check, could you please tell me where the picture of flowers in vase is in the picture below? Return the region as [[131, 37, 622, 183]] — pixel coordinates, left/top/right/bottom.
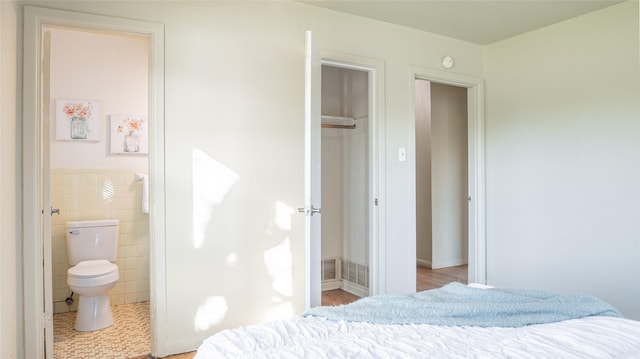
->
[[64, 102, 91, 139], [110, 114, 148, 154], [55, 99, 101, 141]]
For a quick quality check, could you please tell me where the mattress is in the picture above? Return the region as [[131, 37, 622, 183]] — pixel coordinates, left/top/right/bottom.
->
[[195, 314, 640, 358], [195, 283, 640, 358]]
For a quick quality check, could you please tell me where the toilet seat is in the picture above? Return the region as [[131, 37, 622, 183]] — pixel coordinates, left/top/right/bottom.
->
[[68, 259, 119, 287]]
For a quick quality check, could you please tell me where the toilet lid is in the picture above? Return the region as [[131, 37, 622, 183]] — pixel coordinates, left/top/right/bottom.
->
[[68, 259, 118, 278]]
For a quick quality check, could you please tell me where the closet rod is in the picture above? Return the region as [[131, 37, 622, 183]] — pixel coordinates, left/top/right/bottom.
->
[[321, 123, 356, 129]]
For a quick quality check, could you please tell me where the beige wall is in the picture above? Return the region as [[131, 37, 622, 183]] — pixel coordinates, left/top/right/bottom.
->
[[51, 169, 150, 313], [485, 0, 640, 319], [1, 1, 19, 358]]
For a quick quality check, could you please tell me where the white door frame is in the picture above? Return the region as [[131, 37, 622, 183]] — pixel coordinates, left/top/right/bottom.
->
[[22, 6, 166, 357], [305, 33, 386, 307], [409, 66, 486, 284]]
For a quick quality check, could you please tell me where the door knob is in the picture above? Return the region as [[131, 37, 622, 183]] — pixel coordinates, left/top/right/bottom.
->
[[50, 207, 61, 215]]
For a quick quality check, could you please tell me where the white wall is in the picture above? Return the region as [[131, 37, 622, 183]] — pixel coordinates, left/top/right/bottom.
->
[[49, 28, 148, 169], [1, 2, 19, 358], [485, 0, 640, 319], [19, 0, 484, 355]]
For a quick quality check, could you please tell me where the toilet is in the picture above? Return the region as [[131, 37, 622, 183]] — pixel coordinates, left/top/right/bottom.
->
[[66, 219, 120, 332]]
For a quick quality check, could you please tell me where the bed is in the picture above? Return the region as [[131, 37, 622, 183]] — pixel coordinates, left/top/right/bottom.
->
[[195, 282, 640, 358]]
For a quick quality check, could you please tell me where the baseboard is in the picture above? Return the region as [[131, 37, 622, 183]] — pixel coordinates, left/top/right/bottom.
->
[[416, 259, 432, 268], [431, 258, 467, 269], [341, 281, 368, 298], [321, 279, 341, 291]]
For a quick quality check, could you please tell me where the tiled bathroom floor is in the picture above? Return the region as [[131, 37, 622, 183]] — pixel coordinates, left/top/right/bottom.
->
[[54, 301, 151, 359]]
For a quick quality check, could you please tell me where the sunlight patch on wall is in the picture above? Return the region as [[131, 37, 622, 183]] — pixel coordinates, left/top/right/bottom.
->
[[102, 178, 115, 203], [263, 237, 293, 297], [273, 201, 294, 231], [192, 148, 239, 249], [264, 301, 294, 322], [225, 252, 238, 267], [194, 296, 228, 332]]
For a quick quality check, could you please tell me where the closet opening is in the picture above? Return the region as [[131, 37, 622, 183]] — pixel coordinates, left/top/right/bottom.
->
[[320, 64, 371, 305]]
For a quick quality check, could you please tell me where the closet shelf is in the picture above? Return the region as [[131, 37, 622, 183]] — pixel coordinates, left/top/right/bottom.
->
[[321, 123, 356, 129], [321, 114, 365, 129]]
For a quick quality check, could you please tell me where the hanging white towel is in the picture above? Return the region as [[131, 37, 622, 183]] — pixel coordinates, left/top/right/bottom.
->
[[142, 174, 149, 214]]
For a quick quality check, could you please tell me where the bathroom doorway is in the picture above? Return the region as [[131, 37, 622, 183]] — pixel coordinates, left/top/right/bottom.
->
[[22, 7, 165, 358], [46, 26, 151, 357]]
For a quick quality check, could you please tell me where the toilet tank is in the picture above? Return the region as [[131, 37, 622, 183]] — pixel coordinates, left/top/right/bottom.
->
[[66, 219, 119, 265]]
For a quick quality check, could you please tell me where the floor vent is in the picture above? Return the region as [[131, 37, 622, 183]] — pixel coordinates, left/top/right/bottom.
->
[[341, 258, 369, 289], [322, 258, 337, 281]]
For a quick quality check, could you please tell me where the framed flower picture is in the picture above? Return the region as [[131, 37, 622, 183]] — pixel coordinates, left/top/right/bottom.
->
[[110, 114, 148, 154], [55, 99, 101, 141]]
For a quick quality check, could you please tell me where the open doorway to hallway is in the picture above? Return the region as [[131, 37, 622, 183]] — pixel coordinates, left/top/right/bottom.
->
[[415, 79, 469, 287]]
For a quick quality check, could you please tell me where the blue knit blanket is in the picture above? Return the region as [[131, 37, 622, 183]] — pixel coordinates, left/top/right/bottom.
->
[[302, 282, 622, 327]]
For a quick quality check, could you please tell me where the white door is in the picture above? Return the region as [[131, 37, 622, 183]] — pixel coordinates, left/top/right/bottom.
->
[[304, 31, 323, 308]]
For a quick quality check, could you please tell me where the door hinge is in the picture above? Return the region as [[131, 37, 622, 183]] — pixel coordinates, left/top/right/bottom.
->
[[374, 198, 379, 206], [43, 313, 53, 329]]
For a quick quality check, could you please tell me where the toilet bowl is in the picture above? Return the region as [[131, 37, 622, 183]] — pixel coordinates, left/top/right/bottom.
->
[[67, 259, 119, 331], [65, 219, 119, 332]]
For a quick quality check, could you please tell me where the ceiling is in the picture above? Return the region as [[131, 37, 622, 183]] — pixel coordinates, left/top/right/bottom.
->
[[298, 0, 625, 45]]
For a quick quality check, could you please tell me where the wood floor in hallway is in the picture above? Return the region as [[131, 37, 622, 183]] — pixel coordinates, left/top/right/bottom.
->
[[322, 264, 468, 306], [416, 264, 468, 292]]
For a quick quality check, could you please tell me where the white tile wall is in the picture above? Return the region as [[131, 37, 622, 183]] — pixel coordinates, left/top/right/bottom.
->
[[51, 168, 149, 314]]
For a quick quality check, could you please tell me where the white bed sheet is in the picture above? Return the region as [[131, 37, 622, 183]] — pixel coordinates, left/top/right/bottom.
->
[[195, 315, 640, 358]]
